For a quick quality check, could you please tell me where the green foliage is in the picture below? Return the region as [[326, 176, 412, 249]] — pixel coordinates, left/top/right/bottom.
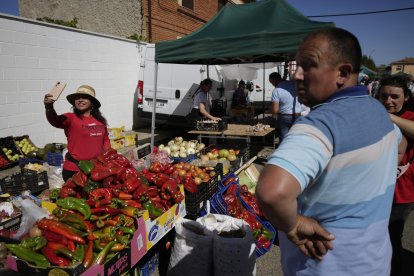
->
[[362, 55, 377, 71], [127, 33, 149, 42], [36, 17, 79, 28]]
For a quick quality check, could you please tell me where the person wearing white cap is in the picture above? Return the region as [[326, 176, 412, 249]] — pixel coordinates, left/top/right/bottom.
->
[[44, 84, 111, 181]]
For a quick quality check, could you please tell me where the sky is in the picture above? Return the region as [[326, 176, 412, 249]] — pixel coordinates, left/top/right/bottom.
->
[[0, 0, 412, 66]]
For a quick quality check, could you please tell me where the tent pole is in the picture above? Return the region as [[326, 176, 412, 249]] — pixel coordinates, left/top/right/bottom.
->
[[262, 62, 265, 120], [151, 62, 159, 151]]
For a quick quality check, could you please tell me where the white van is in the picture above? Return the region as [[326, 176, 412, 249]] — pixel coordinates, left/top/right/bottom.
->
[[133, 43, 284, 129]]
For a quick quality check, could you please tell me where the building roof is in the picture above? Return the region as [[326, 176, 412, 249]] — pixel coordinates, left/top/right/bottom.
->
[[391, 57, 414, 64]]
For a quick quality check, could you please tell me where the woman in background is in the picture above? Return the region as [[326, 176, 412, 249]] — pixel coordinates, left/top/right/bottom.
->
[[378, 75, 414, 276]]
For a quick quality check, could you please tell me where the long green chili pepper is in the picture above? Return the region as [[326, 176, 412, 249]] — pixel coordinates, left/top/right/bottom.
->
[[93, 241, 116, 265], [6, 244, 50, 268], [73, 244, 85, 263], [119, 226, 134, 235], [20, 236, 47, 251], [56, 197, 91, 219]]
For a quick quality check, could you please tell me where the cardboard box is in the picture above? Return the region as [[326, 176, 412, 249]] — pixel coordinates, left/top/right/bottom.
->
[[144, 186, 186, 250], [108, 126, 125, 140], [82, 217, 147, 276], [110, 138, 124, 150], [124, 131, 138, 147]]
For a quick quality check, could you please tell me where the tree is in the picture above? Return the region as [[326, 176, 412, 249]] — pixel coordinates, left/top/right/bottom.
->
[[361, 55, 377, 71]]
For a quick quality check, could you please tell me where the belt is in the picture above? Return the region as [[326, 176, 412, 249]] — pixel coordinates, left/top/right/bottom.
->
[[278, 113, 301, 116]]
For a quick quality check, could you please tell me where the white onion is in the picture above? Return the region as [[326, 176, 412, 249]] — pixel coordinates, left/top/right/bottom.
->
[[158, 144, 165, 150], [187, 148, 196, 155], [168, 140, 175, 146], [179, 152, 187, 158]]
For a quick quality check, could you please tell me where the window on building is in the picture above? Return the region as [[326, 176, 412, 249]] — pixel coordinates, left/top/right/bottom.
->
[[179, 0, 194, 10], [396, 65, 402, 71]]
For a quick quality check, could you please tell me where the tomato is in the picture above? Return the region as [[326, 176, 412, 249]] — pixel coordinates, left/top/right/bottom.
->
[[194, 177, 202, 185], [178, 169, 187, 177], [182, 163, 192, 171]]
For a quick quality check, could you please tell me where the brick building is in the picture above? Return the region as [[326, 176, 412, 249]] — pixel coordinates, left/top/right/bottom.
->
[[19, 0, 254, 42]]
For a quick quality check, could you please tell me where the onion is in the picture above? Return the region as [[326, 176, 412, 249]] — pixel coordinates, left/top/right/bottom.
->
[[168, 140, 175, 146], [171, 145, 180, 152], [179, 152, 187, 158], [187, 148, 196, 155], [29, 225, 42, 237], [196, 143, 205, 151], [162, 146, 171, 155], [158, 144, 165, 150], [175, 136, 184, 144]]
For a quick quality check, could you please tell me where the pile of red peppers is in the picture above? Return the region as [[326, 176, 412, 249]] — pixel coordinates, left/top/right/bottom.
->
[[11, 148, 187, 269], [223, 183, 274, 251]]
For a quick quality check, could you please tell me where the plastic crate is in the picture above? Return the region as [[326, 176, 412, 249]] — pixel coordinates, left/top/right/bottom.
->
[[0, 150, 15, 171], [23, 170, 49, 194], [0, 213, 22, 232], [0, 173, 25, 195], [13, 135, 37, 157], [218, 172, 239, 189], [208, 182, 276, 257], [0, 136, 21, 168], [171, 153, 198, 164], [139, 252, 159, 276], [0, 171, 49, 195], [47, 152, 63, 166], [196, 120, 228, 131], [185, 182, 209, 220]]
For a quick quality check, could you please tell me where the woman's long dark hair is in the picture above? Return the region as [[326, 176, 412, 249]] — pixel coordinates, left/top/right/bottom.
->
[[73, 104, 108, 125], [378, 75, 414, 112]]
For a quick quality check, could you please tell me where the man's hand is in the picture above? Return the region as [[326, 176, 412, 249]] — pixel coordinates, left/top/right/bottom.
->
[[286, 215, 335, 261], [44, 93, 55, 109]]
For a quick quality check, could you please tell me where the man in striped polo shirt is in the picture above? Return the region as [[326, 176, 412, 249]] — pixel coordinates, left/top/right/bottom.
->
[[256, 27, 405, 276]]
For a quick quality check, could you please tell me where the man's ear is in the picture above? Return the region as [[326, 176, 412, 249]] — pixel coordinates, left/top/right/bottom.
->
[[337, 64, 353, 86]]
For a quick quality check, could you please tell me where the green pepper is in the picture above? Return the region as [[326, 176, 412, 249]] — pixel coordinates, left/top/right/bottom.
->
[[93, 241, 116, 265], [56, 197, 91, 219], [83, 179, 102, 193], [65, 224, 88, 238], [6, 244, 50, 268], [78, 160, 94, 175], [20, 236, 47, 251], [261, 228, 274, 241], [252, 229, 261, 240], [119, 226, 134, 235], [59, 213, 87, 231], [73, 244, 85, 263], [49, 188, 61, 201], [142, 201, 164, 219]]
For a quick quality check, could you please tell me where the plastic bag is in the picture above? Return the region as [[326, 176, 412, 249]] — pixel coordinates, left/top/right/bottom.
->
[[198, 214, 256, 276], [167, 218, 214, 276], [13, 199, 48, 239], [47, 164, 64, 189]]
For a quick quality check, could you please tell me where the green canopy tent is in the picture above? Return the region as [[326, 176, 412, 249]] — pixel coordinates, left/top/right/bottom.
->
[[149, 0, 334, 147], [360, 65, 377, 77]]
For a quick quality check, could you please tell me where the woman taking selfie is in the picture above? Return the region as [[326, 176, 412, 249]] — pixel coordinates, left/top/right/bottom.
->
[[44, 85, 111, 181]]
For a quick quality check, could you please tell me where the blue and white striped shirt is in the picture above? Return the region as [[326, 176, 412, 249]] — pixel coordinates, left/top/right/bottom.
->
[[267, 86, 401, 276]]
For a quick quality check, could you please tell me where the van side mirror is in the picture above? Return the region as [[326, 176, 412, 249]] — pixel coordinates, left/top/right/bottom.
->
[[175, 89, 180, 99]]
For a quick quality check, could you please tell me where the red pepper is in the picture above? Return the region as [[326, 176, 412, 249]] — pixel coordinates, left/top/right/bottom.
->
[[72, 171, 88, 187], [89, 188, 113, 207], [118, 191, 133, 200], [83, 220, 95, 241], [172, 191, 184, 204], [103, 175, 119, 187], [160, 178, 179, 200], [149, 162, 165, 173], [97, 148, 118, 163], [59, 186, 77, 198], [144, 172, 156, 184], [91, 207, 123, 215], [83, 240, 94, 269], [123, 178, 140, 193], [153, 173, 169, 188], [67, 240, 76, 252], [123, 199, 142, 209], [63, 178, 76, 188], [41, 246, 71, 267], [147, 186, 158, 197], [37, 219, 85, 244], [163, 163, 175, 175], [42, 229, 68, 245], [111, 154, 131, 168], [46, 242, 75, 259], [184, 178, 197, 194], [133, 185, 148, 200]]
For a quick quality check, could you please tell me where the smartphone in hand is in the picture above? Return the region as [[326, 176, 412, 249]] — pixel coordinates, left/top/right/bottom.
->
[[48, 81, 67, 101]]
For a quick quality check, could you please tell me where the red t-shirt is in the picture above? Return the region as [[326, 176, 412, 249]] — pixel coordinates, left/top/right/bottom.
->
[[47, 112, 111, 172], [395, 110, 414, 203]]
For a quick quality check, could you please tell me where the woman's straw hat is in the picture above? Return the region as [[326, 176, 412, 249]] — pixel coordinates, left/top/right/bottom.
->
[[66, 85, 101, 108]]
